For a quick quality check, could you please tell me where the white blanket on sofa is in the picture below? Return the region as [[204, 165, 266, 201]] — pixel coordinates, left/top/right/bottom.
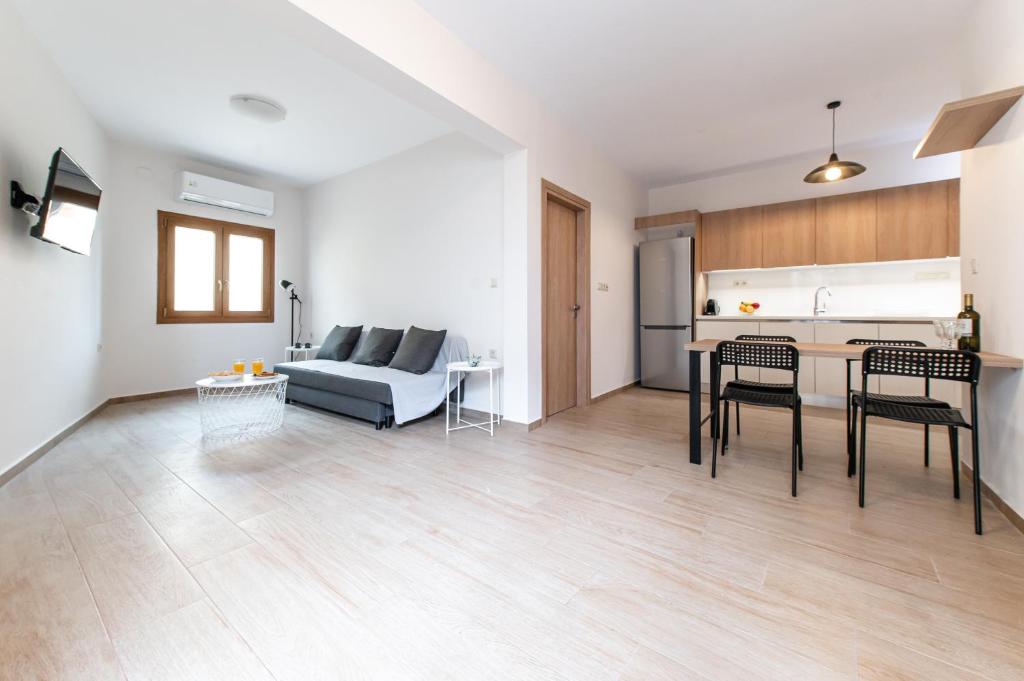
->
[[282, 334, 468, 424]]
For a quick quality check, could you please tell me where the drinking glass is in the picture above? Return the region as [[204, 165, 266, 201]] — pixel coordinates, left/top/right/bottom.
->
[[232, 358, 246, 374], [252, 357, 265, 374]]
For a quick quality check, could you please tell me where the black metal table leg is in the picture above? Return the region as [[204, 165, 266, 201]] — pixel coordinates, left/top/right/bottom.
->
[[709, 351, 720, 440], [688, 350, 702, 465]]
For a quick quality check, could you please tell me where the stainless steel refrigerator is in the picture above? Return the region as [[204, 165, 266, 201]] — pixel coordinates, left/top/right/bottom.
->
[[639, 237, 694, 391]]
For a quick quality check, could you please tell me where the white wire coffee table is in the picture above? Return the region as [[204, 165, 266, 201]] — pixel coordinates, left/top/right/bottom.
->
[[194, 374, 288, 439]]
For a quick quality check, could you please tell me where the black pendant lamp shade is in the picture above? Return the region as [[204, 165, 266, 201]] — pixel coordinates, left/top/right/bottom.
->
[[804, 101, 866, 183]]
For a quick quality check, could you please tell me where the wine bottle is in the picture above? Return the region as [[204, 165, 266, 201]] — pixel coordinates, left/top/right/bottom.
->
[[957, 293, 981, 352]]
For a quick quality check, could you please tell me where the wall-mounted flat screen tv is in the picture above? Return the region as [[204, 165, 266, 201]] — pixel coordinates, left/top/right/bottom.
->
[[30, 148, 102, 256]]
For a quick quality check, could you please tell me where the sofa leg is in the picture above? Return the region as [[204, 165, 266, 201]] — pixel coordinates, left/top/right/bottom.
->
[[374, 421, 383, 431], [386, 416, 394, 429]]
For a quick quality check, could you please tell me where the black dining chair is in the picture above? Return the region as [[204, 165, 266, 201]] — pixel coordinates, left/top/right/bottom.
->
[[711, 341, 804, 496], [725, 334, 797, 444], [844, 338, 949, 476], [852, 346, 983, 534]]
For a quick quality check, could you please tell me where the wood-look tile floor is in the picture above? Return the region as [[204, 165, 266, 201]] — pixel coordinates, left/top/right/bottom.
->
[[2, 388, 1023, 680]]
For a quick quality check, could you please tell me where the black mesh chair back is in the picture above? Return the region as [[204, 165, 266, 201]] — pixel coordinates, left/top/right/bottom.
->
[[736, 334, 797, 343], [846, 338, 926, 348], [861, 346, 981, 383], [717, 340, 798, 372]]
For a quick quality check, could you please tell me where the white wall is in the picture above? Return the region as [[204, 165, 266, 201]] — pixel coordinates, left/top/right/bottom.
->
[[649, 140, 960, 214], [101, 143, 305, 397], [0, 0, 109, 478], [707, 259, 961, 318], [274, 0, 648, 423], [959, 0, 1024, 518], [305, 133, 503, 410]]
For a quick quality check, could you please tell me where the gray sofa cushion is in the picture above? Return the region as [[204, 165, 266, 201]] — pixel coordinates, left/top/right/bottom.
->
[[315, 325, 363, 361], [274, 364, 393, 404], [389, 326, 447, 374], [350, 327, 404, 367]]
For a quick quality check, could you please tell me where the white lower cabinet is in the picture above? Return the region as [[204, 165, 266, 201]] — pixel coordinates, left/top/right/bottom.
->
[[695, 319, 953, 407], [759, 321, 815, 395], [694, 321, 758, 392], [814, 323, 880, 399]]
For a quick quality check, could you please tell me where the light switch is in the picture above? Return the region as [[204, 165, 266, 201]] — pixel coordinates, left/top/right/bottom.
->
[[596, 282, 609, 292], [490, 278, 499, 288]]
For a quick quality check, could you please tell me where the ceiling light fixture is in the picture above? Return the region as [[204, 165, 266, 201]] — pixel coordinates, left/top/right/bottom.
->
[[803, 101, 865, 183], [229, 94, 287, 123]]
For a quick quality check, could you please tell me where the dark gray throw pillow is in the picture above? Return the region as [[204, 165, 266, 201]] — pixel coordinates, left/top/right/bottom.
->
[[315, 325, 363, 361], [389, 326, 447, 374], [350, 327, 404, 367]]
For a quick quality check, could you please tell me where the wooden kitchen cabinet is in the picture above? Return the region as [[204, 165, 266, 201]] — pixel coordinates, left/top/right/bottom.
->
[[762, 199, 816, 268], [815, 191, 877, 265], [876, 180, 950, 261], [701, 206, 763, 271]]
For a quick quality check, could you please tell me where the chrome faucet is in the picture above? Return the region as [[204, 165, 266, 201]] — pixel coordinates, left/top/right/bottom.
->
[[814, 286, 832, 316]]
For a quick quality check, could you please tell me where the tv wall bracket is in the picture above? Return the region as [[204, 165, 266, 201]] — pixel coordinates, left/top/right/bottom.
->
[[10, 181, 40, 216]]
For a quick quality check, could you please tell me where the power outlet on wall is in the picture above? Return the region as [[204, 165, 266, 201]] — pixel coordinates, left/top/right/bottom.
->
[[733, 280, 748, 287], [488, 349, 498, 359], [597, 282, 609, 292]]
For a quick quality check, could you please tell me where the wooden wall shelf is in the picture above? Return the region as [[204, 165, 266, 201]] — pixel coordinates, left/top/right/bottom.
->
[[914, 86, 1024, 159]]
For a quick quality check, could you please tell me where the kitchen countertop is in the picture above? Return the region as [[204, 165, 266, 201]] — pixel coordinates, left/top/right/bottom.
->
[[696, 315, 956, 323]]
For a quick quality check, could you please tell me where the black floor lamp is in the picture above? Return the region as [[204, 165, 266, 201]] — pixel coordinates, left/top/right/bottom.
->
[[279, 280, 302, 353]]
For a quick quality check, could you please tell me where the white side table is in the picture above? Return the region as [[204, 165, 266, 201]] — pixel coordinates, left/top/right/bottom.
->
[[195, 374, 288, 439], [445, 361, 502, 436], [284, 345, 321, 361]]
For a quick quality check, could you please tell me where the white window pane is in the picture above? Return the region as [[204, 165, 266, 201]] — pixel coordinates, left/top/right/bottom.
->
[[173, 226, 216, 311], [228, 234, 264, 312]]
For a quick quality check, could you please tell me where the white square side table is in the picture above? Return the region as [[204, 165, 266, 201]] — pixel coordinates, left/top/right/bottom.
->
[[445, 361, 502, 436], [284, 345, 321, 361]]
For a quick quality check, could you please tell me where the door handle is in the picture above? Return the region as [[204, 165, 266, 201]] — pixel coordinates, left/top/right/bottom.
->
[[571, 303, 580, 318]]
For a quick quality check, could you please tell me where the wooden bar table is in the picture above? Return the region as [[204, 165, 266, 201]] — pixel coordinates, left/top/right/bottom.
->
[[684, 338, 1024, 465]]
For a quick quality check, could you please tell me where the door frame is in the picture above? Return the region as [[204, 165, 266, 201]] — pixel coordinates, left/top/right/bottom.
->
[[540, 179, 591, 422]]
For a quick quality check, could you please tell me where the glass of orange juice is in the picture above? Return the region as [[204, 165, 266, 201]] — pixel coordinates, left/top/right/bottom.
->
[[232, 358, 245, 374], [252, 357, 265, 375]]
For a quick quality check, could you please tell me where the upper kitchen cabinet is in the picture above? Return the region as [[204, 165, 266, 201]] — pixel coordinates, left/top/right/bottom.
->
[[815, 191, 877, 265], [762, 199, 816, 268], [701, 205, 763, 271], [876, 180, 950, 261]]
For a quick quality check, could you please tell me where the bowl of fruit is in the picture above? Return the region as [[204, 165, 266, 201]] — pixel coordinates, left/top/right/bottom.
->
[[738, 301, 760, 315]]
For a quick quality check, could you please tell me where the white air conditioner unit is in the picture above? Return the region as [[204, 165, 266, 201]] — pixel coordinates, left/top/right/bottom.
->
[[176, 171, 274, 217]]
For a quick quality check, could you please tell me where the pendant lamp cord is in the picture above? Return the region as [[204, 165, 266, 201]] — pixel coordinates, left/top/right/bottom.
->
[[831, 107, 836, 155]]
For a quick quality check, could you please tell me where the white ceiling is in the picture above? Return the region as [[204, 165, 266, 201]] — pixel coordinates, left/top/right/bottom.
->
[[13, 0, 452, 186], [415, 0, 975, 186]]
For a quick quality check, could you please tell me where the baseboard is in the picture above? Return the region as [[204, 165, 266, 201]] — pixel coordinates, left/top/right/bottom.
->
[[591, 380, 640, 404], [960, 462, 1024, 536], [108, 387, 194, 404], [0, 399, 109, 488]]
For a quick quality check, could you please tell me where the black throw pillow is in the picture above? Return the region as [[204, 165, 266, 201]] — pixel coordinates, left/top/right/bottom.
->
[[389, 326, 447, 374], [350, 327, 404, 367], [315, 325, 363, 361]]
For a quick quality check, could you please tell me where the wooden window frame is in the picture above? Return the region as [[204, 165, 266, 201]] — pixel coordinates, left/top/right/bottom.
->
[[157, 210, 275, 324]]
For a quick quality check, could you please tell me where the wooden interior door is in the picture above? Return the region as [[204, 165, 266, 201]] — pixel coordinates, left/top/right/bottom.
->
[[544, 198, 579, 416]]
